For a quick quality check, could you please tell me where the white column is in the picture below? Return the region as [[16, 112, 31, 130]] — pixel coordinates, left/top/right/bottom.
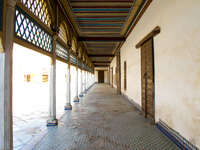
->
[[85, 72, 88, 90], [47, 35, 58, 126], [0, 1, 16, 149], [84, 71, 87, 93], [79, 69, 83, 97], [65, 53, 72, 110], [73, 66, 79, 102], [108, 66, 110, 85]]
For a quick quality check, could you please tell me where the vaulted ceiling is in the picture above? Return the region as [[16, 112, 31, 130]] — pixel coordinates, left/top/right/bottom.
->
[[60, 0, 147, 67]]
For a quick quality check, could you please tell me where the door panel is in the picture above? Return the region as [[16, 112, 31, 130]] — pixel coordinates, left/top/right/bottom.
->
[[98, 71, 104, 83], [141, 38, 155, 121]]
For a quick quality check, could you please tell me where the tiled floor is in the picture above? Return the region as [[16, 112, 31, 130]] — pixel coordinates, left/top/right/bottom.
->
[[33, 84, 180, 150]]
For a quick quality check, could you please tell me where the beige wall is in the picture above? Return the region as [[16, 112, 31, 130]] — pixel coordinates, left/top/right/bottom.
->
[[110, 57, 117, 88], [95, 69, 109, 83], [94, 70, 98, 83], [104, 71, 108, 83], [110, 0, 200, 148]]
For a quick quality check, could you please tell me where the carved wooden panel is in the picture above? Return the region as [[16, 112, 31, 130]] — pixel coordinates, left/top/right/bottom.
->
[[141, 38, 155, 121]]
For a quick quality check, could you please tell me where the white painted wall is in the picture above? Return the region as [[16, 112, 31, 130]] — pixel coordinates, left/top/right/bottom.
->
[[95, 70, 109, 83], [110, 0, 200, 148], [110, 57, 117, 88], [94, 70, 98, 83], [104, 71, 108, 83]]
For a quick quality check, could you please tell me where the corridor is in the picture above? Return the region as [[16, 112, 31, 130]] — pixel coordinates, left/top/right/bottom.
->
[[32, 84, 179, 150]]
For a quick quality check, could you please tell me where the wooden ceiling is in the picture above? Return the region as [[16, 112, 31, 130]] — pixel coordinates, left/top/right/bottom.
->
[[60, 0, 147, 66]]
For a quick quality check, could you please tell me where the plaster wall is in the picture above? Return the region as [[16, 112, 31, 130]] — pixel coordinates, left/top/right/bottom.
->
[[110, 57, 117, 88], [104, 71, 108, 83], [95, 70, 109, 83], [110, 0, 200, 147], [94, 70, 98, 83]]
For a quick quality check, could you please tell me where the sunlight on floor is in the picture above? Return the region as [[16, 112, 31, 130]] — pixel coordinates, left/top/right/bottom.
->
[[13, 43, 77, 150]]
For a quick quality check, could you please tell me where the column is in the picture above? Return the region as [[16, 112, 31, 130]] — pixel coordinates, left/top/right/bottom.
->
[[47, 34, 58, 126], [108, 66, 110, 85], [65, 45, 72, 110], [73, 57, 79, 102], [84, 71, 87, 93], [116, 52, 121, 94], [0, 1, 16, 149], [79, 68, 83, 97], [86, 71, 88, 91]]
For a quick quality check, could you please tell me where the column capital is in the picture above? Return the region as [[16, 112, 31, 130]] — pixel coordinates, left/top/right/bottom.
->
[[7, 0, 17, 8], [52, 33, 58, 41]]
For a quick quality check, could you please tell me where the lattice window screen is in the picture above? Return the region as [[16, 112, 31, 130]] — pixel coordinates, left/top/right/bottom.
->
[[78, 59, 82, 68], [21, 0, 51, 27], [15, 7, 52, 53], [70, 54, 77, 65], [56, 42, 68, 61]]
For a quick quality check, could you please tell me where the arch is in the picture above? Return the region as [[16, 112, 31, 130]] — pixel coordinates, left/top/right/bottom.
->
[[59, 23, 68, 44], [71, 36, 78, 53], [78, 46, 82, 58]]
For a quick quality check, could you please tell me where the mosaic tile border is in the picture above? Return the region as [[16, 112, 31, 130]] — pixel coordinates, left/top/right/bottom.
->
[[156, 120, 199, 150], [120, 90, 199, 150]]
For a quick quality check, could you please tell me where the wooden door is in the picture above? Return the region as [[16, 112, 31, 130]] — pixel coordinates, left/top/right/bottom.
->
[[98, 71, 104, 83], [141, 38, 155, 121]]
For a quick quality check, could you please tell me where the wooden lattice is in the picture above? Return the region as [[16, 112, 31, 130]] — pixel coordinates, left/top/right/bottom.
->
[[21, 0, 51, 27], [56, 42, 68, 60], [15, 7, 52, 52]]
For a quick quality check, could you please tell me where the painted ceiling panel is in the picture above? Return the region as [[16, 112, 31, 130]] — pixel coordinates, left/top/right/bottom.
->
[[64, 0, 146, 65]]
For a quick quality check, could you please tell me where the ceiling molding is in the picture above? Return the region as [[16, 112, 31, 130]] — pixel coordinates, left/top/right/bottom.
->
[[78, 37, 125, 42], [88, 54, 115, 57], [92, 61, 111, 63], [94, 64, 109, 67]]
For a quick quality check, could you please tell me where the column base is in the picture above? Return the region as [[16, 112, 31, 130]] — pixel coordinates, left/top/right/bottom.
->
[[73, 96, 80, 102], [64, 103, 72, 110], [79, 92, 84, 97], [47, 118, 58, 126]]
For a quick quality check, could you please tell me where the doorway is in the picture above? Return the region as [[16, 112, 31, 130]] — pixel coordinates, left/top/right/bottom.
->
[[141, 38, 155, 121], [98, 71, 104, 83]]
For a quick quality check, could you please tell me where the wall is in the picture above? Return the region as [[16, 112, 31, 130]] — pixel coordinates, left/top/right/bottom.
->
[[104, 71, 108, 83], [94, 70, 98, 83], [110, 57, 117, 88], [110, 0, 200, 148], [95, 69, 109, 83]]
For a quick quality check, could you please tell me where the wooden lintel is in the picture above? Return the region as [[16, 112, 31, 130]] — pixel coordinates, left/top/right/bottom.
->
[[136, 26, 161, 48], [92, 61, 111, 63], [94, 65, 109, 67], [78, 37, 125, 42], [88, 54, 114, 57]]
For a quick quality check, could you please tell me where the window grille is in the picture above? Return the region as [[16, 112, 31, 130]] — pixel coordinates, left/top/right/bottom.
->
[[70, 54, 77, 65], [15, 7, 52, 53], [20, 0, 51, 27], [56, 42, 68, 61], [78, 59, 82, 68]]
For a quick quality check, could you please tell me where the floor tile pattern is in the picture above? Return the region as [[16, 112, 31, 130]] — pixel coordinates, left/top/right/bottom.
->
[[33, 84, 180, 150]]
